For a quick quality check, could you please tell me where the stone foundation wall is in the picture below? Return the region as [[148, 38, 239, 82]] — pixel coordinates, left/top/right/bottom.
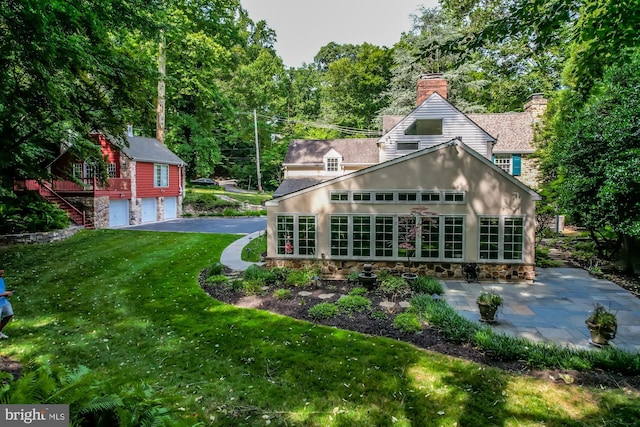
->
[[0, 226, 82, 246], [264, 259, 536, 282]]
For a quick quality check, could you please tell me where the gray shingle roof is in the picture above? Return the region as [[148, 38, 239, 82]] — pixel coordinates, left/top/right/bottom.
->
[[284, 139, 379, 165], [467, 112, 535, 153], [273, 178, 325, 197], [122, 136, 185, 165]]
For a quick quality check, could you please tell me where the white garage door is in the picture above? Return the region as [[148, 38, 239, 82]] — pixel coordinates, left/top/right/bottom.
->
[[164, 197, 177, 220], [109, 200, 129, 227], [141, 198, 157, 223]]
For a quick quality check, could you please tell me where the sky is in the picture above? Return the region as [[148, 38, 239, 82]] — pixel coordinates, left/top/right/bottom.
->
[[241, 0, 439, 68]]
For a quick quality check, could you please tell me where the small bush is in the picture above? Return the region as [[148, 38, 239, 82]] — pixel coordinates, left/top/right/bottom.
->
[[242, 279, 265, 295], [411, 276, 443, 295], [348, 287, 368, 296], [205, 262, 224, 278], [308, 303, 338, 319], [379, 276, 411, 299], [393, 313, 422, 334], [285, 268, 317, 287], [347, 271, 361, 285], [370, 311, 388, 321], [205, 275, 229, 285], [337, 295, 371, 314], [243, 265, 273, 285], [272, 289, 292, 300], [535, 247, 561, 268], [0, 193, 71, 234]]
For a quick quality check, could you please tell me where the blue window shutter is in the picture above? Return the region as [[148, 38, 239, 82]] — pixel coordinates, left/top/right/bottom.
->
[[512, 154, 521, 176], [492, 154, 495, 163]]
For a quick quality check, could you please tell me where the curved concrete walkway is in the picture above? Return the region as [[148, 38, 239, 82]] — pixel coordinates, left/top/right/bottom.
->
[[220, 237, 640, 352], [220, 230, 266, 271]]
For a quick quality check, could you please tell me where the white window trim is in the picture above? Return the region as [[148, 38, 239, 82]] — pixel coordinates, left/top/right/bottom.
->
[[493, 155, 512, 174], [326, 214, 465, 262], [275, 213, 318, 258], [154, 164, 169, 188], [478, 215, 526, 262], [328, 190, 466, 204]]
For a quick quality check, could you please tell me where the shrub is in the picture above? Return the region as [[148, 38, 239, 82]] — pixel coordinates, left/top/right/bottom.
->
[[535, 247, 561, 268], [0, 193, 70, 234], [205, 262, 224, 278], [379, 276, 411, 299], [205, 275, 229, 286], [411, 276, 443, 295], [243, 265, 272, 284], [337, 295, 371, 314], [273, 289, 292, 300], [370, 310, 388, 321], [347, 271, 361, 285], [285, 268, 317, 287], [242, 279, 265, 295], [308, 303, 338, 319], [393, 313, 422, 334], [348, 287, 368, 296]]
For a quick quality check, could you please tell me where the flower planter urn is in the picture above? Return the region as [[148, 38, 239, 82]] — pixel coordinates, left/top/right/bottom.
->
[[586, 322, 616, 347], [478, 303, 499, 323]]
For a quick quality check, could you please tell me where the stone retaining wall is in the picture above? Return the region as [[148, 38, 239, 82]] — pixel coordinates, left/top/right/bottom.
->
[[264, 258, 536, 282], [0, 226, 82, 246]]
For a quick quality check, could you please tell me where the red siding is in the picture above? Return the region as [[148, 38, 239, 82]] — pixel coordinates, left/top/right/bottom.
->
[[135, 162, 181, 198]]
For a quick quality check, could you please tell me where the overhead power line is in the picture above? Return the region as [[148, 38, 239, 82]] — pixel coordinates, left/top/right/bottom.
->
[[250, 112, 383, 137]]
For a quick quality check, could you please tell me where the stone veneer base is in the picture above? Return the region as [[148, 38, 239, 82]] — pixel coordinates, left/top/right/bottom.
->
[[264, 259, 536, 282]]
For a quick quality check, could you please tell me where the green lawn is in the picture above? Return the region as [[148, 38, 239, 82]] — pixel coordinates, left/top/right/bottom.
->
[[0, 230, 638, 426], [189, 186, 272, 206]]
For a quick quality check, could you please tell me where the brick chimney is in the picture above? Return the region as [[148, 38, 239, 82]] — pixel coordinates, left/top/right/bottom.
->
[[417, 73, 448, 105]]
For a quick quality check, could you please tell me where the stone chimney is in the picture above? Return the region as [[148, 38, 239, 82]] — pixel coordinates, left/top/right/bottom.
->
[[417, 73, 448, 105], [523, 93, 548, 120]]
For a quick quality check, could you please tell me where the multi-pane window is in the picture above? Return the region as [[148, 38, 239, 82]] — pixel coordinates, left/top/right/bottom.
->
[[330, 192, 348, 201], [444, 217, 464, 259], [421, 192, 441, 202], [398, 192, 418, 202], [326, 158, 339, 172], [479, 217, 524, 261], [375, 217, 394, 257], [276, 215, 316, 256], [375, 192, 394, 202], [298, 216, 316, 256], [155, 164, 169, 187], [504, 218, 524, 260], [73, 163, 83, 179], [479, 218, 500, 260], [420, 217, 440, 258], [493, 155, 512, 174], [353, 192, 371, 201], [330, 216, 349, 256], [398, 216, 417, 259], [444, 192, 464, 202], [107, 163, 117, 178], [353, 216, 371, 257], [276, 216, 295, 255]]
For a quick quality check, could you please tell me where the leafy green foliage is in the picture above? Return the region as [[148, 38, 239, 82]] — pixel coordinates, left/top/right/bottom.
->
[[379, 276, 412, 299], [272, 289, 292, 300], [393, 313, 423, 334], [411, 276, 443, 295], [0, 193, 70, 234], [241, 234, 266, 262], [308, 302, 338, 319], [336, 295, 371, 314], [285, 267, 318, 287]]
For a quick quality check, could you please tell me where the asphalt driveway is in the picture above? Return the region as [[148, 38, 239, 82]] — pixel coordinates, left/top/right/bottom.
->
[[123, 216, 267, 234]]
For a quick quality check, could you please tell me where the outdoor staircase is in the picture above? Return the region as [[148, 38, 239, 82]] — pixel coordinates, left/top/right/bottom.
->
[[37, 183, 90, 228]]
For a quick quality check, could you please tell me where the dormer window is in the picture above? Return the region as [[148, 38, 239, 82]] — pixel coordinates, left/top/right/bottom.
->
[[323, 148, 343, 173], [404, 119, 443, 135], [326, 157, 339, 172]]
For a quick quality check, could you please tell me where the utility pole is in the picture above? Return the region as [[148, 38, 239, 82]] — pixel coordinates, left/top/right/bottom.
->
[[253, 109, 263, 192], [156, 30, 166, 144]]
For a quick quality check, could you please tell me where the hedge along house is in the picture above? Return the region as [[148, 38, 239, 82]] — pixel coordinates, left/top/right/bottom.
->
[[265, 139, 541, 281]]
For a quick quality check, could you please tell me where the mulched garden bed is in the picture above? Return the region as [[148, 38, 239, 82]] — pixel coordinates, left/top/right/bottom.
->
[[201, 271, 640, 393]]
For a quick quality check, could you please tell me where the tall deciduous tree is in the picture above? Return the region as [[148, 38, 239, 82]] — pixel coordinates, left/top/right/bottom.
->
[[0, 0, 158, 197], [551, 56, 640, 267]]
